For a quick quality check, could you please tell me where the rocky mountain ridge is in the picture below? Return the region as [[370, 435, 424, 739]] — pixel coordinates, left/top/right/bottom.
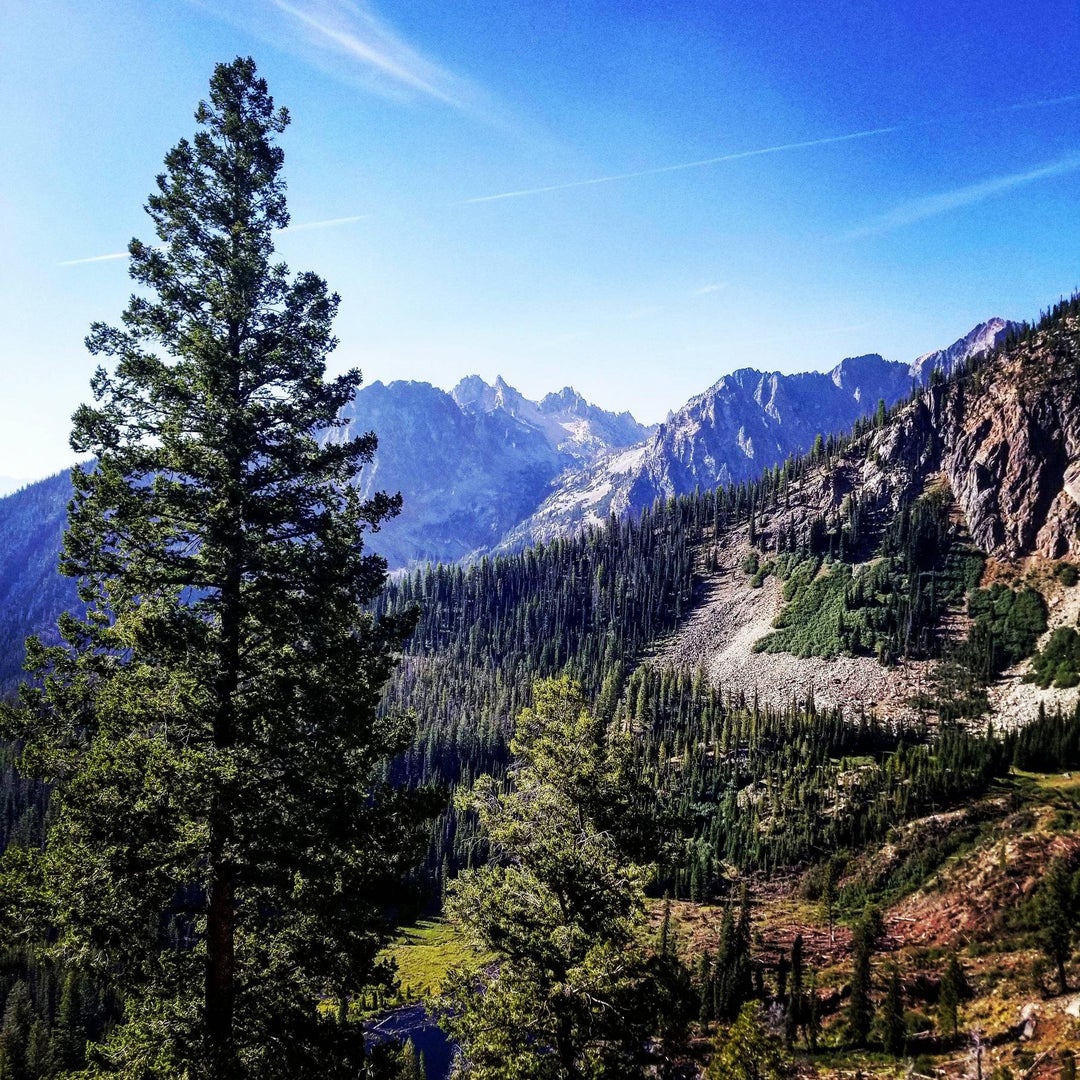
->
[[657, 305, 1080, 724], [0, 316, 1019, 691], [501, 319, 1014, 550], [788, 314, 1080, 562]]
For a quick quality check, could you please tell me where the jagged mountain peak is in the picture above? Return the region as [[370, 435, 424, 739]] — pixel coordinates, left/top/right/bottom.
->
[[451, 374, 532, 416], [539, 386, 589, 414], [450, 374, 499, 412], [450, 374, 650, 459], [498, 318, 1015, 552], [908, 316, 1015, 384], [829, 352, 894, 389]]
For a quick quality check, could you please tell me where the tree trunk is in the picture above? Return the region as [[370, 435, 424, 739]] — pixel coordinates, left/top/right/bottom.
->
[[206, 859, 237, 1074], [207, 513, 242, 1071]]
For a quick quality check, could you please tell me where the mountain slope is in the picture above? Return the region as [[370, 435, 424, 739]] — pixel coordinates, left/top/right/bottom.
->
[[0, 470, 81, 693], [657, 303, 1080, 722], [0, 377, 646, 688], [502, 320, 1013, 550]]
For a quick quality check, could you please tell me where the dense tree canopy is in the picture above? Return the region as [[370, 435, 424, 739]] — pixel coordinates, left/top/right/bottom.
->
[[443, 677, 693, 1078]]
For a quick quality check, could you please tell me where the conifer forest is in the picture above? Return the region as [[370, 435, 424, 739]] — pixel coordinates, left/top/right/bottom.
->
[[3, 33, 1080, 1080]]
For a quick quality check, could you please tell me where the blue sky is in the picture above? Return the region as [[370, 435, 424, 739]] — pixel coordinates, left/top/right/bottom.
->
[[2, 0, 1079, 479]]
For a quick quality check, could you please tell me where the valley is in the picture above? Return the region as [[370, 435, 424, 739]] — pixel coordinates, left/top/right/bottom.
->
[[4, 17, 1080, 1080], [4, 297, 1080, 1077]]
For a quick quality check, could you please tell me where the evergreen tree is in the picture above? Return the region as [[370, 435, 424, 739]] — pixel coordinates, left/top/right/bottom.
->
[[821, 859, 839, 945], [0, 982, 33, 1080], [804, 972, 821, 1054], [1, 58, 420, 1076], [698, 952, 715, 1027], [1035, 857, 1078, 994], [715, 904, 739, 1020], [443, 677, 693, 1079], [784, 935, 803, 1049], [938, 953, 965, 1040], [846, 910, 876, 1047], [881, 964, 905, 1058], [705, 1002, 788, 1080]]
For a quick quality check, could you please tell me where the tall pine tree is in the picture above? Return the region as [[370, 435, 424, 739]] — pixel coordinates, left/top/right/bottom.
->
[[2, 57, 420, 1077], [443, 677, 693, 1078]]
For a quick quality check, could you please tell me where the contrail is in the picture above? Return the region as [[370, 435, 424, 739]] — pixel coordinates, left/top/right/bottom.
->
[[58, 251, 131, 267], [845, 153, 1080, 239], [61, 216, 369, 266], [1004, 92, 1080, 113], [463, 125, 901, 204], [463, 90, 1080, 206], [282, 214, 369, 231], [58, 88, 1080, 262]]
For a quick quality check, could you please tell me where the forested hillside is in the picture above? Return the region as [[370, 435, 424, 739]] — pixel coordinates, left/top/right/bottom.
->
[[2, 295, 1079, 1075], [381, 301, 1080, 1079], [0, 319, 1012, 694], [0, 471, 80, 694], [361, 298, 1080, 906]]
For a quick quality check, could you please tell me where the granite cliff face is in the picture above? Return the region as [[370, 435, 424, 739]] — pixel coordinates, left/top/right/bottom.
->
[[749, 311, 1080, 563], [929, 321, 1080, 559]]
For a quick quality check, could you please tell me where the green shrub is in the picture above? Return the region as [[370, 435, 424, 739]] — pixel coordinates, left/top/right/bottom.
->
[[1026, 626, 1080, 688], [967, 585, 1048, 670], [750, 560, 775, 589]]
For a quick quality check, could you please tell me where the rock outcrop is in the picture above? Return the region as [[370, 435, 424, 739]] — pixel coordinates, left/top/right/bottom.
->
[[750, 314, 1080, 563]]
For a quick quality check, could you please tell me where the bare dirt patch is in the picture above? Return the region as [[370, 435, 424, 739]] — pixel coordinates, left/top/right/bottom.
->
[[988, 572, 1080, 729], [650, 535, 931, 722]]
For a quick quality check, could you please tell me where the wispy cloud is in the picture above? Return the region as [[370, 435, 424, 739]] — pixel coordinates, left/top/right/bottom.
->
[[846, 153, 1080, 239], [282, 213, 369, 232], [270, 0, 469, 107], [189, 0, 485, 114], [693, 282, 727, 297], [464, 126, 901, 204], [58, 251, 131, 267]]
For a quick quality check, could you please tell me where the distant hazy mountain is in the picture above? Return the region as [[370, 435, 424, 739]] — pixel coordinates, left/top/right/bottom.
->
[[329, 376, 652, 567], [450, 375, 652, 462], [0, 470, 81, 691]]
